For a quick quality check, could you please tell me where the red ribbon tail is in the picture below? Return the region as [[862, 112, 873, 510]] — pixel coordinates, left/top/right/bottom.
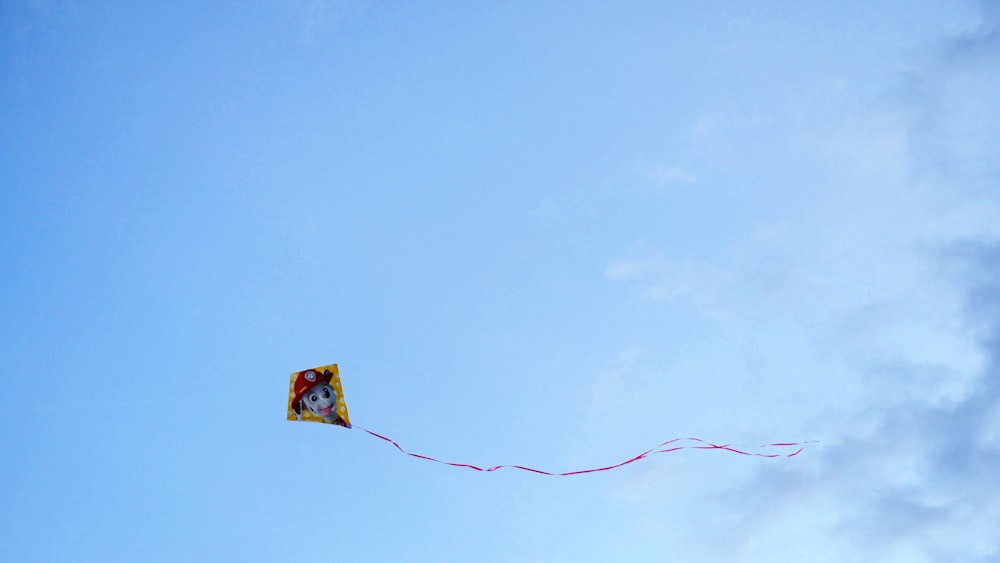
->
[[354, 427, 815, 475]]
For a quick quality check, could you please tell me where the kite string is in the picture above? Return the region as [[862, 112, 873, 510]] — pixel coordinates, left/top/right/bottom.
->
[[357, 427, 814, 476]]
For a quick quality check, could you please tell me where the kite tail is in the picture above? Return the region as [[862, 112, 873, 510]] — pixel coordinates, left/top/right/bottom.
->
[[357, 427, 816, 476]]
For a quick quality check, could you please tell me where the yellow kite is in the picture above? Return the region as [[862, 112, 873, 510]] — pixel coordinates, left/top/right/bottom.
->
[[287, 364, 351, 428]]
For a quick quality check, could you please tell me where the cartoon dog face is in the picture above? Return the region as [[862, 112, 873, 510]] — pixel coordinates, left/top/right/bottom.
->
[[300, 382, 340, 422]]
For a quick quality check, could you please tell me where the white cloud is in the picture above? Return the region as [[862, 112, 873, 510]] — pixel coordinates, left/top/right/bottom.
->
[[298, 0, 350, 46], [650, 166, 697, 186], [604, 240, 726, 308], [594, 6, 1000, 561]]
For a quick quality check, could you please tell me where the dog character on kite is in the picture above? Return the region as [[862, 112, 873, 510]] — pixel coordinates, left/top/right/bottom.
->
[[287, 364, 351, 428]]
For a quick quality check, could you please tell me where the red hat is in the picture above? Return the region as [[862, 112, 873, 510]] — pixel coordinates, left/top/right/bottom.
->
[[289, 368, 334, 415]]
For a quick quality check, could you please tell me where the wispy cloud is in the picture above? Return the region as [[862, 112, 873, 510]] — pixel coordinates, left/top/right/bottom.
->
[[728, 12, 1000, 562], [631, 159, 698, 188], [596, 5, 1000, 561], [604, 240, 725, 306], [298, 0, 350, 46], [726, 254, 1000, 559], [650, 166, 697, 186]]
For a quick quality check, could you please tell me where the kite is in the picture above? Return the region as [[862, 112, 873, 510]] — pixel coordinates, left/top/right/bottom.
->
[[287, 363, 813, 475], [287, 364, 352, 427]]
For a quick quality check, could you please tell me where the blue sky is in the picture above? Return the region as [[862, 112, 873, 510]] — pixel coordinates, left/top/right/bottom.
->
[[2, 1, 999, 561]]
